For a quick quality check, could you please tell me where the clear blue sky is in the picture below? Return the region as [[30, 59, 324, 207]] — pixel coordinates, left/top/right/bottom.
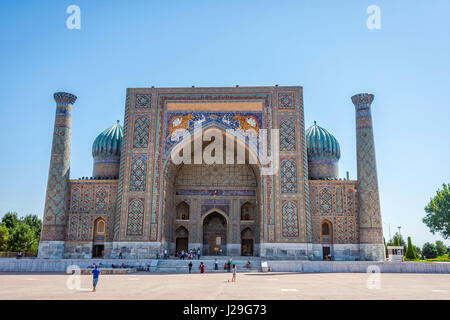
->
[[0, 0, 449, 247]]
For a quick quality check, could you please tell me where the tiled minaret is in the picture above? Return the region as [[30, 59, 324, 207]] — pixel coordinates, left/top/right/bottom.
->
[[351, 93, 385, 261], [38, 92, 77, 258]]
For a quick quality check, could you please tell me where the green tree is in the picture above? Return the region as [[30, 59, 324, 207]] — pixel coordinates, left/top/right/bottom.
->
[[422, 242, 438, 259], [435, 240, 447, 257], [0, 213, 42, 253], [22, 214, 42, 233], [405, 236, 417, 260], [414, 245, 422, 258], [423, 183, 450, 239], [393, 235, 400, 246], [1, 212, 20, 229], [7, 223, 37, 252], [0, 223, 8, 251]]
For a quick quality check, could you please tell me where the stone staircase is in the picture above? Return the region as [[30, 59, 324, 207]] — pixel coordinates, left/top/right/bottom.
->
[[154, 256, 262, 273]]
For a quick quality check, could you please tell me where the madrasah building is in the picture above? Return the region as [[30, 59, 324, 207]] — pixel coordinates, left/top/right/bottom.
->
[[38, 86, 385, 261]]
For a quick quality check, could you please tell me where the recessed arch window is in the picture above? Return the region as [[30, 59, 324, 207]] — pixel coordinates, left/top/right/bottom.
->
[[176, 201, 190, 220], [94, 218, 106, 235], [241, 202, 253, 220], [322, 221, 332, 236]]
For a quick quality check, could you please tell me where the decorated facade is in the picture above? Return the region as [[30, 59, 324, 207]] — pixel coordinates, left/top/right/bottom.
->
[[38, 87, 385, 261]]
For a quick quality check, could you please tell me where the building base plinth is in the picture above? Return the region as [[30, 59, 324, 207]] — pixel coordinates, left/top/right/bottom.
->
[[37, 241, 65, 259], [260, 243, 311, 259], [111, 242, 162, 259], [359, 243, 386, 261]]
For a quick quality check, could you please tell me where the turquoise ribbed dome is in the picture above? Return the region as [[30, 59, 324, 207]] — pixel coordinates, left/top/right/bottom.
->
[[306, 121, 341, 161], [92, 121, 123, 158]]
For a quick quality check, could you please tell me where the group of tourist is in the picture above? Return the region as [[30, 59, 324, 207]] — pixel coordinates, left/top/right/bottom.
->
[[187, 258, 237, 281], [90, 262, 128, 269], [176, 248, 202, 260]]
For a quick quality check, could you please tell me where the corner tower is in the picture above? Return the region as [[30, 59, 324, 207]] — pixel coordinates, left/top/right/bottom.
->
[[351, 93, 385, 261], [38, 92, 77, 258]]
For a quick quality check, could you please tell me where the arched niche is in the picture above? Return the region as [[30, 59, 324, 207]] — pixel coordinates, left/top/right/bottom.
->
[[176, 201, 190, 220]]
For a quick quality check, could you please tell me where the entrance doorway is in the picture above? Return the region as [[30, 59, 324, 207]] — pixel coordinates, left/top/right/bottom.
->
[[202, 211, 227, 255], [175, 226, 189, 253], [322, 246, 331, 260], [176, 238, 188, 253], [93, 244, 104, 258], [241, 228, 254, 256]]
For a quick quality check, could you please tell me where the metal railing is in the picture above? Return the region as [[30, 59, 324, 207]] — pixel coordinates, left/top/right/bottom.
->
[[0, 251, 37, 258]]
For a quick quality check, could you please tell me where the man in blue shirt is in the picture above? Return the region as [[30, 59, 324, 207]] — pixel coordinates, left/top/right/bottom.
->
[[92, 265, 101, 292]]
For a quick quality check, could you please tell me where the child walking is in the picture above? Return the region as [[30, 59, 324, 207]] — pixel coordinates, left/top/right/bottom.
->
[[92, 265, 101, 292]]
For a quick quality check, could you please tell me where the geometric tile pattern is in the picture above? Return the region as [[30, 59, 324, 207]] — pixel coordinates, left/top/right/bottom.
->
[[95, 187, 107, 211], [282, 201, 299, 237], [126, 199, 144, 235], [135, 93, 152, 108], [80, 215, 92, 241], [346, 189, 354, 215], [278, 92, 295, 110], [336, 216, 345, 242], [175, 164, 256, 188], [319, 187, 332, 215], [68, 215, 78, 241], [71, 187, 80, 211], [132, 116, 150, 148], [82, 185, 92, 211], [279, 118, 296, 151], [357, 127, 381, 229], [129, 156, 147, 191], [280, 159, 297, 193], [335, 187, 344, 215], [347, 216, 357, 242]]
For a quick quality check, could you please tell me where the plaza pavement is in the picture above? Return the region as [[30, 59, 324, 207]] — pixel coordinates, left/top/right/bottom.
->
[[1, 271, 449, 300]]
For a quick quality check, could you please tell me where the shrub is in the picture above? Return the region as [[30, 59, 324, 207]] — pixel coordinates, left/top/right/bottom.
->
[[405, 237, 417, 260], [422, 242, 438, 259]]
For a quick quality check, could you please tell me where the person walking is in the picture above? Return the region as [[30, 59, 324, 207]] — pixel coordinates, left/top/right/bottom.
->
[[214, 259, 218, 270], [200, 262, 205, 274], [227, 259, 231, 272], [118, 249, 122, 259], [197, 248, 201, 260], [92, 265, 101, 292], [188, 261, 193, 274], [181, 250, 185, 260], [232, 264, 237, 282]]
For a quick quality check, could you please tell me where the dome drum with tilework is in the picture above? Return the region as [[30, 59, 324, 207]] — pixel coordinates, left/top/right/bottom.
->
[[306, 121, 340, 179], [92, 121, 123, 179]]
